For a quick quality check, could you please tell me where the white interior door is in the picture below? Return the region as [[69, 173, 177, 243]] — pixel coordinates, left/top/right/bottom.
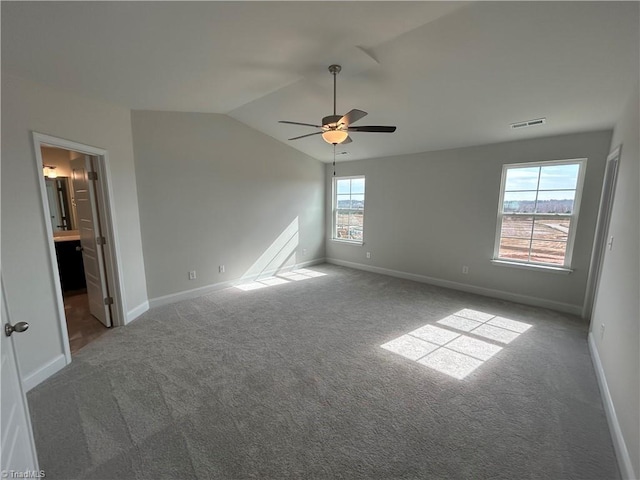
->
[[583, 147, 621, 318], [1, 278, 40, 474], [71, 156, 112, 327]]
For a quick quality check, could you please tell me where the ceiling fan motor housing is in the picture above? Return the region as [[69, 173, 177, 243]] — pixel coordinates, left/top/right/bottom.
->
[[322, 115, 343, 128]]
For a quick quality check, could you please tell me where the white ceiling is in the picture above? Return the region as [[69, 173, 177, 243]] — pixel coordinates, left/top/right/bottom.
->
[[3, 1, 638, 162]]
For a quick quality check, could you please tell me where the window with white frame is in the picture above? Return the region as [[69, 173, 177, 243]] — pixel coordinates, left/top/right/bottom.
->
[[333, 176, 365, 242], [494, 159, 586, 268]]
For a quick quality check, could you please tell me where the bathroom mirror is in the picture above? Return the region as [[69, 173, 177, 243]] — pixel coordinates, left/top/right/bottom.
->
[[45, 176, 76, 232]]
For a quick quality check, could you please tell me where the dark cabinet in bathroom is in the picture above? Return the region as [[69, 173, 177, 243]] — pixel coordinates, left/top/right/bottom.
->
[[55, 239, 87, 292]]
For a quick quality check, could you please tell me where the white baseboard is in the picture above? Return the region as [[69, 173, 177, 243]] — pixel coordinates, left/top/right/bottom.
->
[[149, 258, 325, 309], [588, 333, 637, 480], [22, 354, 67, 392], [126, 301, 149, 324], [326, 258, 582, 315], [149, 279, 236, 309]]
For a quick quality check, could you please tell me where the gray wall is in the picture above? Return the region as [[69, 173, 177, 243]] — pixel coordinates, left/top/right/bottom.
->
[[326, 131, 612, 313], [131, 111, 325, 301], [590, 83, 639, 478], [1, 74, 148, 382]]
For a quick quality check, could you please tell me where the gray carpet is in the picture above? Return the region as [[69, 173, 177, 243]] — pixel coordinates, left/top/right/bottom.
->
[[27, 264, 619, 479]]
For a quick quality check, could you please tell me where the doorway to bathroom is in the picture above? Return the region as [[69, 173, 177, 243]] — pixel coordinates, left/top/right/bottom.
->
[[34, 133, 125, 359]]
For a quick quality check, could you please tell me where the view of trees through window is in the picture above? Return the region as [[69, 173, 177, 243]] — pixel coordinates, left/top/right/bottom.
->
[[334, 177, 365, 242], [497, 161, 583, 266]]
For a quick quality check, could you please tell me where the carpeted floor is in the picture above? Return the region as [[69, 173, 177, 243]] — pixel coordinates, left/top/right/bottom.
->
[[27, 264, 619, 479]]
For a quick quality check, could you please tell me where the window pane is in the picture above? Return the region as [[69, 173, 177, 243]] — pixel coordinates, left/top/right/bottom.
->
[[530, 240, 567, 265], [351, 178, 365, 194], [503, 191, 536, 213], [350, 194, 364, 208], [335, 209, 349, 238], [538, 164, 580, 190], [535, 190, 575, 213], [336, 194, 350, 209], [500, 216, 533, 238], [505, 166, 540, 191], [334, 176, 365, 241], [336, 179, 351, 194], [532, 218, 570, 241], [498, 238, 531, 262], [348, 226, 363, 241]]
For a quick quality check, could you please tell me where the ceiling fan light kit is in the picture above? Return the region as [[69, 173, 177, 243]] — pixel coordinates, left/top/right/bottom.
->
[[322, 129, 349, 144], [279, 64, 397, 146]]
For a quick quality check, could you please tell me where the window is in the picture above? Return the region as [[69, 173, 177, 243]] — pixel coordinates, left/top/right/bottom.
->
[[333, 176, 365, 243], [494, 159, 586, 269]]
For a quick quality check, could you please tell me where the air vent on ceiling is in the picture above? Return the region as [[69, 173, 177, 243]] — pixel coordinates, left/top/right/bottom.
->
[[510, 118, 546, 130]]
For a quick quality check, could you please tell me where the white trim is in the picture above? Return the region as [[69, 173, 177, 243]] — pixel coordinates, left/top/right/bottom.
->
[[493, 158, 587, 269], [332, 175, 365, 243], [588, 333, 636, 480], [149, 280, 236, 309], [330, 239, 364, 246], [22, 354, 67, 392], [149, 258, 325, 309], [33, 132, 128, 331], [126, 301, 150, 324], [490, 259, 572, 274], [32, 137, 73, 364], [582, 146, 621, 319], [326, 258, 581, 315]]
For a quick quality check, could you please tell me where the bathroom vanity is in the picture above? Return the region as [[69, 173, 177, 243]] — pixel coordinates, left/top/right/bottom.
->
[[54, 233, 86, 292]]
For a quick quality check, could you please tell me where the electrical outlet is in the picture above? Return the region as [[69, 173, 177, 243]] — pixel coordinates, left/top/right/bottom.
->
[[607, 236, 614, 251], [600, 324, 605, 339], [366, 252, 371, 259], [302, 248, 307, 256], [219, 265, 225, 274], [462, 266, 469, 274], [188, 271, 196, 280]]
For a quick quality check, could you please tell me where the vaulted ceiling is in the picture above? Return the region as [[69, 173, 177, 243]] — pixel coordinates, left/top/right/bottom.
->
[[3, 2, 638, 162]]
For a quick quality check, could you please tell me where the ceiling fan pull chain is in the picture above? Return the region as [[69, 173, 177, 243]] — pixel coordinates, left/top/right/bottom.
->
[[333, 144, 336, 177]]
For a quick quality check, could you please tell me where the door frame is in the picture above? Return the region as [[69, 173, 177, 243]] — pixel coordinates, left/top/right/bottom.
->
[[32, 132, 126, 362], [582, 145, 621, 319]]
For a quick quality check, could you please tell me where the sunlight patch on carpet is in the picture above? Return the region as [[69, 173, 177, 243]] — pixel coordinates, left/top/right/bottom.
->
[[235, 268, 327, 291], [381, 309, 532, 379]]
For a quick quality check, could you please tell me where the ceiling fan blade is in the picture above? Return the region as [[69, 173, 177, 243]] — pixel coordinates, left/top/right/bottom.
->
[[279, 120, 322, 128], [347, 126, 397, 133], [339, 109, 367, 126], [288, 131, 323, 141]]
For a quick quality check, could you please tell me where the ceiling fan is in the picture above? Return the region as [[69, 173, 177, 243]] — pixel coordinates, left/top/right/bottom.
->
[[279, 64, 396, 145]]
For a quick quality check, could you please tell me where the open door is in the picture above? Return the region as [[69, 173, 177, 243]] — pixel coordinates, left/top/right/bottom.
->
[[583, 146, 621, 319], [70, 155, 112, 327], [1, 278, 40, 474]]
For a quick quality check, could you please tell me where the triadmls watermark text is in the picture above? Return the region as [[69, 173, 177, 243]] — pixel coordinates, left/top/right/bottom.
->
[[1, 470, 45, 479]]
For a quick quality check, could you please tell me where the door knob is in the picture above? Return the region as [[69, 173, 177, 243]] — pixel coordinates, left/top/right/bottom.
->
[[5, 322, 29, 337], [75, 246, 83, 252]]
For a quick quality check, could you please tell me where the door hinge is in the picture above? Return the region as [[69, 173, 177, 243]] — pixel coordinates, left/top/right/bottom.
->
[[96, 236, 106, 245], [104, 297, 114, 306], [88, 171, 98, 181]]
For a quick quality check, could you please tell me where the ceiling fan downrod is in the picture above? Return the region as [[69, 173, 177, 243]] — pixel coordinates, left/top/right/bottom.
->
[[329, 64, 341, 116]]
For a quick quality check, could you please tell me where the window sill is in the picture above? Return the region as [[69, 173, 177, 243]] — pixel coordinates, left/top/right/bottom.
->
[[491, 259, 573, 274], [330, 238, 364, 246]]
